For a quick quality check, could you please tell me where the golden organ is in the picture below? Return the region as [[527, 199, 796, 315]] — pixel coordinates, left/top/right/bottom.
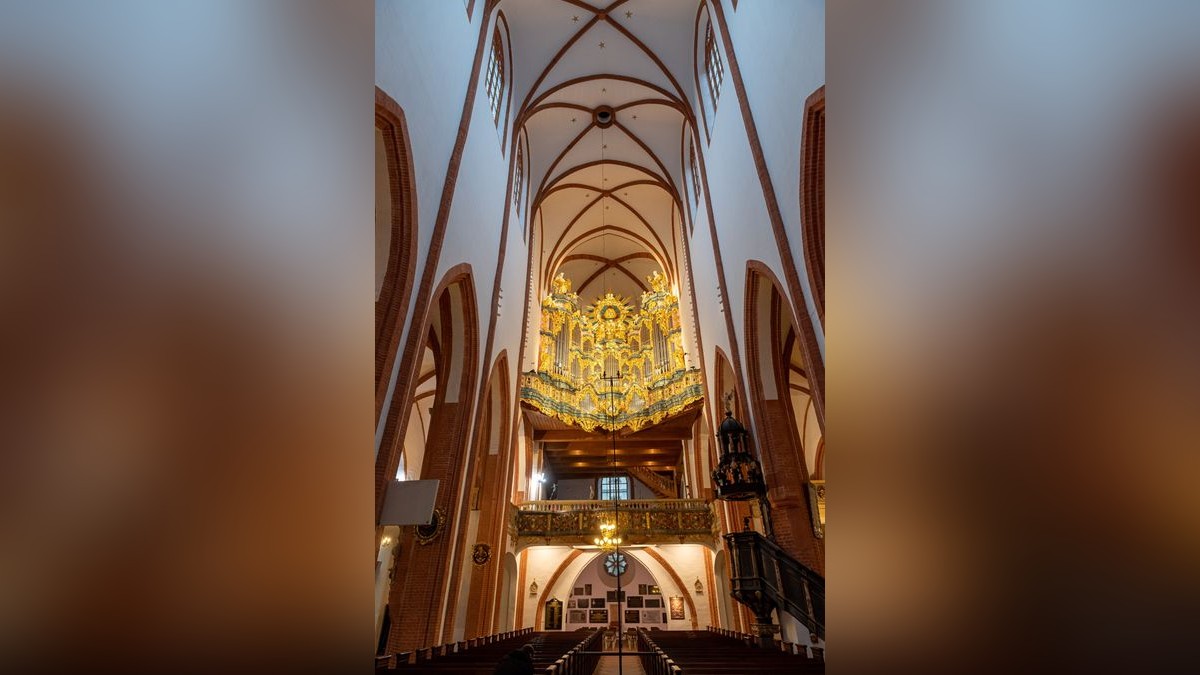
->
[[520, 271, 703, 432]]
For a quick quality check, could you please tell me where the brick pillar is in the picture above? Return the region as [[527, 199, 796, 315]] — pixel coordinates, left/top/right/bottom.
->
[[756, 399, 823, 574], [460, 452, 507, 639], [387, 399, 472, 652]]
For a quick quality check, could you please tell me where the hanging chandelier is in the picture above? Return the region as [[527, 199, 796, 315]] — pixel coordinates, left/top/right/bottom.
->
[[594, 521, 622, 552]]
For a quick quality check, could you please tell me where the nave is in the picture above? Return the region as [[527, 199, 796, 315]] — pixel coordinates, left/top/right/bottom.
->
[[376, 1, 825, 672], [376, 626, 824, 674]]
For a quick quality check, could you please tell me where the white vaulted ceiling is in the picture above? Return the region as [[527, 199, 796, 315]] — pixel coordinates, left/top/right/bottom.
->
[[501, 0, 701, 306]]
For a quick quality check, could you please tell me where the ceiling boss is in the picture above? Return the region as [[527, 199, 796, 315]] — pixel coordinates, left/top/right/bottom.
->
[[521, 271, 703, 433]]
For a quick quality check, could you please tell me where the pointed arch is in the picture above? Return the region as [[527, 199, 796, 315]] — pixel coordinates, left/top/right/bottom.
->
[[801, 85, 825, 324], [380, 266, 482, 653], [713, 345, 746, 423], [497, 552, 519, 632], [375, 87, 419, 416], [521, 73, 692, 130], [448, 350, 515, 640], [533, 549, 585, 629], [744, 261, 822, 574], [639, 548, 700, 629]]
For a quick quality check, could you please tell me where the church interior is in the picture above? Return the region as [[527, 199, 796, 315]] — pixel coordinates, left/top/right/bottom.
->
[[376, 1, 824, 671], [7, 2, 1200, 673]]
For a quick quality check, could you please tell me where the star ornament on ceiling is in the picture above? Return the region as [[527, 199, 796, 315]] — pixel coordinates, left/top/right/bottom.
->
[[625, 11, 633, 19], [598, 42, 606, 49], [572, 15, 579, 23]]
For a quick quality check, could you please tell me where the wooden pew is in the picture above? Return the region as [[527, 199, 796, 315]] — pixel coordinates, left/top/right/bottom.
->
[[389, 627, 594, 674], [637, 628, 824, 674]]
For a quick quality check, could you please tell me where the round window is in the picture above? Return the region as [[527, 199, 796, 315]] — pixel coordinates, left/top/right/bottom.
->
[[604, 551, 627, 576]]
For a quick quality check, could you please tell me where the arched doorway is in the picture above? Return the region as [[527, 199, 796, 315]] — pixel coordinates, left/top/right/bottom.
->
[[499, 553, 518, 632], [713, 550, 733, 630]]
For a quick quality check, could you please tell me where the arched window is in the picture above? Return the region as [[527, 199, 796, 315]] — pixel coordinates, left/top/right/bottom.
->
[[689, 145, 701, 203], [513, 143, 524, 208], [485, 27, 506, 125], [704, 23, 724, 107]]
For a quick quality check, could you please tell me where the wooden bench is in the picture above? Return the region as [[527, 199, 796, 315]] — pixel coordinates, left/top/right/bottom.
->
[[637, 628, 824, 674], [387, 628, 595, 674]]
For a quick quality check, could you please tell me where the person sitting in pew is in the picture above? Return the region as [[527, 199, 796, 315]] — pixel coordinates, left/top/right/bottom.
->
[[492, 643, 535, 675]]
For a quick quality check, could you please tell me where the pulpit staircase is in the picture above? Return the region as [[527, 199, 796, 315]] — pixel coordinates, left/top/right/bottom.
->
[[725, 530, 825, 644]]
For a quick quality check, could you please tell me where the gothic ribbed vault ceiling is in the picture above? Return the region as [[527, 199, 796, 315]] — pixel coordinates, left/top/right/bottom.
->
[[503, 0, 708, 470], [503, 0, 702, 307]]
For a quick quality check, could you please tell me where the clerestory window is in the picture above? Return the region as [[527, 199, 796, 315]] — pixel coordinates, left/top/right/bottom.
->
[[704, 23, 724, 107], [485, 29, 505, 124]]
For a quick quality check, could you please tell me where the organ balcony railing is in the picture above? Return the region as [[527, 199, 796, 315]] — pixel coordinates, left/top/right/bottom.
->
[[510, 499, 716, 548]]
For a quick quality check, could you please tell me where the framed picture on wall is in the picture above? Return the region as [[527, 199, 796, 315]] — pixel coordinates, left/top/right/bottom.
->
[[588, 609, 608, 624], [627, 596, 644, 608], [605, 590, 626, 602], [650, 585, 661, 595], [645, 598, 660, 608], [574, 587, 584, 596], [669, 596, 685, 620], [638, 584, 648, 595], [624, 609, 640, 624], [544, 599, 563, 631], [569, 610, 587, 624], [641, 610, 659, 624], [584, 584, 592, 595], [591, 598, 605, 609]]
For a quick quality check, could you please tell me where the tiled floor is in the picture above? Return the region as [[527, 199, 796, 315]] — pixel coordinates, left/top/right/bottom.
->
[[591, 655, 647, 675]]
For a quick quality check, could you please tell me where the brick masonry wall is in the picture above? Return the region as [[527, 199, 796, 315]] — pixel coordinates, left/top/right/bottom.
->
[[387, 398, 473, 653], [757, 399, 823, 574]]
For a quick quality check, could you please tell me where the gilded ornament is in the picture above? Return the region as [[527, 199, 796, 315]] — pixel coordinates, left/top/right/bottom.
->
[[472, 543, 491, 566], [520, 271, 703, 432], [416, 508, 445, 546], [552, 272, 573, 294]]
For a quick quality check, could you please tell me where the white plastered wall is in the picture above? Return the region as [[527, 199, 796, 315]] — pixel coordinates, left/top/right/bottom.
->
[[720, 0, 825, 360], [516, 545, 714, 631], [686, 0, 824, 445], [375, 0, 480, 448], [378, 0, 534, 644], [519, 546, 581, 628], [629, 546, 712, 630]]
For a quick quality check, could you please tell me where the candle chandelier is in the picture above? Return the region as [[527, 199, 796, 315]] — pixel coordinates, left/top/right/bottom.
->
[[593, 522, 622, 552]]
